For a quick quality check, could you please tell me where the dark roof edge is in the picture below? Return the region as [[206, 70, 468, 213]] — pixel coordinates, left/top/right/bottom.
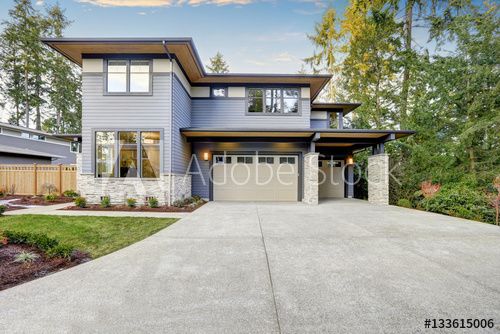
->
[[181, 127, 415, 134]]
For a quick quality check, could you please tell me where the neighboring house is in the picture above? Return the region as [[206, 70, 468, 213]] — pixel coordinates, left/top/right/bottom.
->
[[43, 37, 414, 205], [0, 122, 80, 165]]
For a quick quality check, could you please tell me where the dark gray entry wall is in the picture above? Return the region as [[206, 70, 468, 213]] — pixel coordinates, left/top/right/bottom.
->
[[190, 141, 309, 200]]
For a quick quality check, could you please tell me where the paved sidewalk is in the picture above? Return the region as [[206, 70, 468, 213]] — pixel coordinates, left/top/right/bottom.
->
[[4, 202, 191, 219], [1, 200, 499, 333]]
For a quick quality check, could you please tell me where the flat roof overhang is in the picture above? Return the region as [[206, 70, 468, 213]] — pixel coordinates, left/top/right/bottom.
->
[[181, 128, 415, 146], [0, 144, 66, 159], [311, 102, 362, 115], [41, 38, 332, 100]]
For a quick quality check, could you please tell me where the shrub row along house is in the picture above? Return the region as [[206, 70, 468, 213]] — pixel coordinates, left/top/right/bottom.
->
[[42, 37, 414, 205]]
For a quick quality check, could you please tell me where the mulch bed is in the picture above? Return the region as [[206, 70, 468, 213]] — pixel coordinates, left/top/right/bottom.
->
[[62, 201, 205, 213], [0, 244, 90, 291], [4, 195, 75, 206]]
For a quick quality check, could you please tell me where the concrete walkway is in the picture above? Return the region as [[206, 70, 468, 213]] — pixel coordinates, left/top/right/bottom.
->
[[1, 200, 499, 333], [4, 202, 191, 219]]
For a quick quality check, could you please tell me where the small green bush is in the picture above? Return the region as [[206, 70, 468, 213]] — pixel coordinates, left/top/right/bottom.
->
[[397, 198, 412, 208], [148, 197, 159, 208], [126, 198, 137, 208], [45, 194, 58, 202], [172, 199, 184, 208], [74, 196, 87, 208], [100, 196, 111, 208], [0, 205, 6, 216], [192, 194, 202, 202], [421, 183, 494, 223], [46, 244, 74, 259], [63, 189, 79, 198]]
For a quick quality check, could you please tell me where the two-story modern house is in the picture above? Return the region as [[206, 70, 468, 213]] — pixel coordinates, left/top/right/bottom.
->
[[42, 38, 414, 205]]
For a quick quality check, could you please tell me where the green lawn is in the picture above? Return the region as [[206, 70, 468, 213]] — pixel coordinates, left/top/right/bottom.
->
[[0, 215, 177, 258]]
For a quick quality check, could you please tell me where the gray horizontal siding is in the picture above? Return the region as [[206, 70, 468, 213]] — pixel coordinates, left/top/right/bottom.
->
[[172, 76, 191, 174], [191, 142, 309, 200], [191, 99, 311, 129], [0, 134, 75, 164], [81, 73, 171, 174], [310, 119, 329, 129]]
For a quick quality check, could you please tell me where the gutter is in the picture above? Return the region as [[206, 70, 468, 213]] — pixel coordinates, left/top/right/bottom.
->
[[163, 40, 174, 206]]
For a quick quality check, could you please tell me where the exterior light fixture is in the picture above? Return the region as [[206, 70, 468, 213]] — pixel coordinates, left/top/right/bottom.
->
[[203, 152, 209, 161], [346, 155, 354, 165]]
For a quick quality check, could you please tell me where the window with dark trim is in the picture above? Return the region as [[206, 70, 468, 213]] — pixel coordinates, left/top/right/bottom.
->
[[95, 130, 160, 178], [247, 88, 299, 114], [106, 60, 151, 94]]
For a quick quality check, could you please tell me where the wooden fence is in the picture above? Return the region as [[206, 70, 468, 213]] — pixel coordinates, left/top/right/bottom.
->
[[0, 164, 77, 196]]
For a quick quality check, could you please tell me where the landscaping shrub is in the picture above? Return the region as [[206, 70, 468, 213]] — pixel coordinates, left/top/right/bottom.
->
[[46, 244, 74, 259], [148, 197, 159, 208], [172, 199, 184, 208], [126, 198, 137, 208], [192, 195, 201, 202], [2, 230, 74, 259], [397, 199, 412, 208], [0, 205, 6, 216], [0, 187, 6, 197], [3, 230, 59, 251], [45, 194, 58, 202], [100, 196, 111, 208], [74, 196, 87, 208], [421, 183, 494, 223], [63, 189, 79, 198]]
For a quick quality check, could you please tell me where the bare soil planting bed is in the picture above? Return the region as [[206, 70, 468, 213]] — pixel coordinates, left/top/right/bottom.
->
[[0, 244, 90, 291], [6, 195, 75, 206], [63, 202, 205, 213]]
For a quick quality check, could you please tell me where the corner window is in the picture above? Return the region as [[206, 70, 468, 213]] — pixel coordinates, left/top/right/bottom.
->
[[106, 60, 151, 94], [212, 88, 226, 98], [70, 141, 81, 153], [95, 130, 160, 178], [247, 88, 300, 114], [96, 131, 116, 178]]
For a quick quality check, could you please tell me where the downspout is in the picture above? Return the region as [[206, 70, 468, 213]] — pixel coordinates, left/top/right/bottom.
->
[[163, 40, 174, 206]]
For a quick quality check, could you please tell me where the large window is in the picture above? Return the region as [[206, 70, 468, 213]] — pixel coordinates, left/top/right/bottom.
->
[[95, 130, 160, 178], [247, 88, 300, 114], [106, 60, 151, 94]]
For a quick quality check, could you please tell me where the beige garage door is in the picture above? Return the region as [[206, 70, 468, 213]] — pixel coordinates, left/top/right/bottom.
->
[[319, 160, 345, 198], [213, 154, 299, 201]]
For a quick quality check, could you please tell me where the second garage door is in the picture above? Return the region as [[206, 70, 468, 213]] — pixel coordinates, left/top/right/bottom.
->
[[212, 154, 299, 201]]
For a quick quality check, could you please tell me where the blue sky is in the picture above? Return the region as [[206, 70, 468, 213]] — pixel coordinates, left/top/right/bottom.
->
[[0, 0, 349, 73], [0, 0, 455, 74]]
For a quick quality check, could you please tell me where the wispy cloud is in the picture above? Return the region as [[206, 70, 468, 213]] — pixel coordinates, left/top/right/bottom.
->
[[78, 0, 255, 7], [272, 52, 296, 62], [137, 11, 147, 14], [36, 0, 44, 5]]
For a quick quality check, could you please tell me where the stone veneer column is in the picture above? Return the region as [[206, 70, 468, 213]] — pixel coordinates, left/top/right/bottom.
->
[[302, 152, 319, 205], [368, 153, 389, 205]]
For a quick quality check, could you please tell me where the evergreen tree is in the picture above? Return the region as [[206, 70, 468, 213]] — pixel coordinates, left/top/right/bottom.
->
[[206, 52, 229, 73]]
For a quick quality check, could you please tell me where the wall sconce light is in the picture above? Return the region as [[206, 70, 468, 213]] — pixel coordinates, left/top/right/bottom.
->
[[346, 155, 354, 165], [203, 152, 209, 161]]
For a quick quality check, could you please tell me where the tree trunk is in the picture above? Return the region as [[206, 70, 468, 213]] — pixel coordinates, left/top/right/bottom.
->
[[56, 109, 61, 133], [24, 63, 29, 128], [401, 0, 414, 128]]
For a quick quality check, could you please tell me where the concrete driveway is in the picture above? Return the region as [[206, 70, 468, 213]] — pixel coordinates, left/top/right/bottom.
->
[[1, 200, 500, 333]]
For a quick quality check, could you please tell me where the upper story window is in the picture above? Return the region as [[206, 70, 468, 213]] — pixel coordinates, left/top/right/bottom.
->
[[247, 88, 300, 114], [106, 60, 151, 94], [212, 87, 226, 98]]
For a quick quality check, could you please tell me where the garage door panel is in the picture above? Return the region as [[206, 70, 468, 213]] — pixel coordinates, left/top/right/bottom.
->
[[213, 154, 298, 202]]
